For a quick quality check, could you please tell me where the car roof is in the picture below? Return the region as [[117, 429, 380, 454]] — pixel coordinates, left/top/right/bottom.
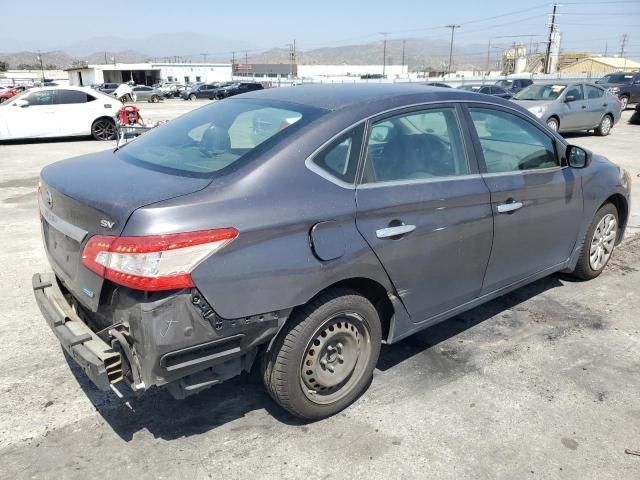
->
[[240, 83, 496, 111]]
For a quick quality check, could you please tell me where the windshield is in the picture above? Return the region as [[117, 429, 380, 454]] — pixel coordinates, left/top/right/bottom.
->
[[495, 80, 513, 88], [514, 84, 566, 101], [596, 73, 633, 84], [118, 99, 324, 176]]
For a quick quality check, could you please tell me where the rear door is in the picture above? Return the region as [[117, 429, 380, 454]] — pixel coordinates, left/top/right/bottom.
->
[[355, 104, 493, 322], [55, 89, 96, 135], [559, 84, 590, 130], [585, 84, 608, 126], [631, 74, 640, 102], [464, 104, 582, 293]]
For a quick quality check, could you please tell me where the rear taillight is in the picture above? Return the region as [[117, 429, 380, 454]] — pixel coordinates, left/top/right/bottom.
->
[[81, 228, 238, 291]]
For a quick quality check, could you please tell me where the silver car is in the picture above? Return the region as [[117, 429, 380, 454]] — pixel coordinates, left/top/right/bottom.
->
[[131, 85, 163, 103], [511, 82, 622, 135]]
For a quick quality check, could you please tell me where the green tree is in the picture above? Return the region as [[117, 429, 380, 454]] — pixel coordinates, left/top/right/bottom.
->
[[0, 61, 8, 72]]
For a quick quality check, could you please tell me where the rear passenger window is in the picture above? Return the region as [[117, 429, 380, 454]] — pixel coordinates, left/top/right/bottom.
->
[[362, 108, 468, 183], [469, 108, 558, 173], [586, 85, 604, 99], [310, 126, 363, 184], [57, 90, 89, 104]]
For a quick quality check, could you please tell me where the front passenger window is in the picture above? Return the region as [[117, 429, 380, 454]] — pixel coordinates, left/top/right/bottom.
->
[[469, 108, 558, 173]]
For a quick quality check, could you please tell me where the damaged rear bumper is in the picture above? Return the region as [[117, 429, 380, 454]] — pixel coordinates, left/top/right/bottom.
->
[[33, 272, 288, 397], [32, 273, 122, 390]]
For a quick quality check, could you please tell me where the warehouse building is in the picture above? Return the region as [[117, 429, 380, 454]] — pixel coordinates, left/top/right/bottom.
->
[[560, 56, 640, 74], [65, 62, 233, 86]]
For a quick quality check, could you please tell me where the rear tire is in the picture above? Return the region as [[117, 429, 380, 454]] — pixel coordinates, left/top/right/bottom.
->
[[150, 95, 159, 103], [594, 114, 613, 136], [571, 203, 618, 280], [91, 118, 117, 141], [262, 288, 381, 420]]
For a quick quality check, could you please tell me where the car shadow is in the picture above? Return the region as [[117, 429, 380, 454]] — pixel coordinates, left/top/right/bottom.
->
[[0, 136, 98, 145], [67, 273, 566, 441]]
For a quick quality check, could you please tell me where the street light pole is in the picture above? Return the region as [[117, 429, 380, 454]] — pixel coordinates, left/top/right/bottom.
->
[[446, 25, 461, 74]]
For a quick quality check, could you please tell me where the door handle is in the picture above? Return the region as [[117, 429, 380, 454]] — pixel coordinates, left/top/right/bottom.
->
[[497, 201, 523, 214], [376, 224, 416, 239], [581, 105, 587, 109]]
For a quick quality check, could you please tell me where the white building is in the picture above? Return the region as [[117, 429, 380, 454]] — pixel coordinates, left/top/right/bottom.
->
[[66, 62, 233, 86], [298, 64, 408, 81]]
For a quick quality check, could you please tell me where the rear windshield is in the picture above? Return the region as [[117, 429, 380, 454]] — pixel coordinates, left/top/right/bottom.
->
[[596, 73, 634, 84], [514, 84, 566, 100], [495, 80, 513, 88], [119, 99, 324, 176]]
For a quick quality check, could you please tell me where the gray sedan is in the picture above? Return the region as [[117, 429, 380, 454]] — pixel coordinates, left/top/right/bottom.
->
[[132, 85, 163, 103], [33, 84, 630, 420], [511, 82, 621, 135]]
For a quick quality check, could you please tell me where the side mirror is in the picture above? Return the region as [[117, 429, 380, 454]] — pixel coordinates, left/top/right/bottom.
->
[[14, 99, 29, 108], [566, 145, 592, 169], [565, 95, 576, 103]]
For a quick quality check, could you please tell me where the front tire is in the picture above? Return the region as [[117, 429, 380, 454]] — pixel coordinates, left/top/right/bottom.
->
[[91, 118, 117, 141], [262, 288, 382, 420], [189, 93, 196, 101], [619, 95, 629, 110], [546, 117, 559, 132], [150, 95, 159, 103], [572, 203, 618, 280]]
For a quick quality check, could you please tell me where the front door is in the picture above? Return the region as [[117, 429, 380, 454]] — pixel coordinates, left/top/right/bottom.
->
[[6, 89, 58, 138], [355, 105, 493, 322], [465, 105, 582, 293]]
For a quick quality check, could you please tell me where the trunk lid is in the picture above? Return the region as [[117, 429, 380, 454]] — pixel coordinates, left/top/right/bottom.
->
[[39, 149, 211, 311]]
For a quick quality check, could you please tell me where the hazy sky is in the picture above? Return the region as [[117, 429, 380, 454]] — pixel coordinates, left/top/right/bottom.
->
[[2, 0, 639, 57]]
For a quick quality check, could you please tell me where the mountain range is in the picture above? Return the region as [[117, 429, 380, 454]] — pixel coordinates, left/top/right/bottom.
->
[[0, 33, 502, 71]]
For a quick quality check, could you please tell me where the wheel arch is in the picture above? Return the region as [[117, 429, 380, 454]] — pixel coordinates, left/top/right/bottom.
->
[[282, 277, 398, 346], [602, 193, 629, 244]]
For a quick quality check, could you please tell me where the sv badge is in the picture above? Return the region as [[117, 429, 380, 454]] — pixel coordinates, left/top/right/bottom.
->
[[100, 219, 115, 229]]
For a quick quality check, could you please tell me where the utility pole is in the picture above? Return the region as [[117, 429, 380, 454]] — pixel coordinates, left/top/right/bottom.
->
[[446, 25, 461, 74], [380, 32, 390, 77], [544, 3, 559, 74], [604, 41, 608, 57], [401, 39, 406, 75], [201, 53, 207, 63], [231, 51, 236, 64], [619, 33, 628, 58], [244, 50, 249, 64]]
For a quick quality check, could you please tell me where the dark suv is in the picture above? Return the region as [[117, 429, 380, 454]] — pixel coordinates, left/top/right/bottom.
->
[[595, 71, 640, 110], [215, 82, 264, 99], [33, 84, 630, 420], [495, 78, 533, 94]]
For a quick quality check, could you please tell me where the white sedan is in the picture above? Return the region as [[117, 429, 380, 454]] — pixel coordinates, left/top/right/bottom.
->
[[0, 86, 122, 141]]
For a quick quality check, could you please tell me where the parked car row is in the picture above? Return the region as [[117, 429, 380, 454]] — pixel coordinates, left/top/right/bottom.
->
[[180, 82, 264, 100]]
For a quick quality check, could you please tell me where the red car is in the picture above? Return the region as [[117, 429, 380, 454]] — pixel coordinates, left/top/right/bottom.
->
[[0, 85, 29, 103]]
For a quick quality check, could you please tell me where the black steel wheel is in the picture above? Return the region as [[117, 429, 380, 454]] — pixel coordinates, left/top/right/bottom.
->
[[262, 288, 381, 420], [91, 118, 116, 141]]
